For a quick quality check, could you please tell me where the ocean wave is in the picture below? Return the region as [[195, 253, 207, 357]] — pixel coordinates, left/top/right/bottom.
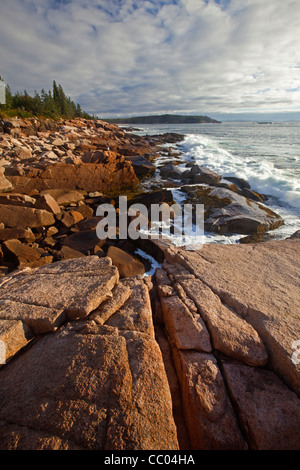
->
[[181, 133, 300, 211]]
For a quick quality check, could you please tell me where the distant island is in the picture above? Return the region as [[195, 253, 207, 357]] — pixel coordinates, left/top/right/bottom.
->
[[106, 114, 221, 124]]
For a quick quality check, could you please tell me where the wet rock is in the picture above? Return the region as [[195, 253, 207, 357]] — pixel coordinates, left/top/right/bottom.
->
[[128, 189, 174, 209], [107, 246, 145, 278], [240, 187, 267, 203], [287, 229, 300, 239], [183, 164, 222, 185], [225, 176, 251, 190], [160, 163, 182, 180], [181, 185, 283, 234], [126, 155, 156, 176]]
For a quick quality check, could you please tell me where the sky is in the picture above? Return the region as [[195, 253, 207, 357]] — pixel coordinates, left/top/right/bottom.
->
[[0, 0, 300, 120]]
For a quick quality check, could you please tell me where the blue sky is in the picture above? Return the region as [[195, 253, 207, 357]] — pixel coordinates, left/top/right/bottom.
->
[[0, 0, 299, 119]]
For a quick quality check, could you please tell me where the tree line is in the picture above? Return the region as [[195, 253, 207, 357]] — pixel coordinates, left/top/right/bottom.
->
[[0, 78, 94, 120]]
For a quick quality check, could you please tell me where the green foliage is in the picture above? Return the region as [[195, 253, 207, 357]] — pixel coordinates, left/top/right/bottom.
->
[[0, 79, 94, 120]]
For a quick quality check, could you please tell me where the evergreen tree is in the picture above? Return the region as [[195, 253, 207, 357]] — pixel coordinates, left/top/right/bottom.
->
[[0, 78, 94, 119], [52, 81, 60, 111], [5, 84, 13, 109], [76, 103, 82, 117]]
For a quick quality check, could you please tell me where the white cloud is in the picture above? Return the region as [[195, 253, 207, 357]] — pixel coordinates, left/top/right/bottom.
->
[[0, 0, 299, 117]]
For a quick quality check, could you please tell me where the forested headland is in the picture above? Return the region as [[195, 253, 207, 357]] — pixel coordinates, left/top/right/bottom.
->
[[0, 78, 93, 120]]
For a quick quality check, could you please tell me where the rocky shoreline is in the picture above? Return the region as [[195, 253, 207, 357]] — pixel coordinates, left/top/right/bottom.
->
[[0, 117, 299, 450]]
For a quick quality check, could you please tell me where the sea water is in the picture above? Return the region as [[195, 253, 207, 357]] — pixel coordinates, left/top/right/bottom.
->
[[128, 121, 300, 246]]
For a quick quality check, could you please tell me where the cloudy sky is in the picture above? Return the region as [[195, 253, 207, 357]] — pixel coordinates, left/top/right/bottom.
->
[[0, 0, 299, 119]]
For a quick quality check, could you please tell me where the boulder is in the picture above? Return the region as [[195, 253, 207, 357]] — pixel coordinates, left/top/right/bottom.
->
[[128, 189, 174, 210], [7, 161, 138, 193], [74, 203, 94, 219], [61, 230, 105, 253], [126, 155, 156, 176], [160, 163, 182, 180], [60, 210, 84, 228], [0, 193, 35, 207], [73, 216, 103, 231], [241, 187, 267, 203], [59, 246, 86, 260], [35, 194, 61, 215], [107, 246, 145, 278], [40, 189, 85, 206], [0, 204, 55, 229], [287, 230, 300, 239], [14, 147, 32, 160], [2, 239, 42, 268], [0, 228, 35, 243], [0, 168, 12, 193], [181, 185, 283, 234], [225, 176, 251, 190], [183, 164, 222, 185]]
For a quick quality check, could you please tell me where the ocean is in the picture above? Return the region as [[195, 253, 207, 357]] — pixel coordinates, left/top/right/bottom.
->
[[128, 121, 300, 246]]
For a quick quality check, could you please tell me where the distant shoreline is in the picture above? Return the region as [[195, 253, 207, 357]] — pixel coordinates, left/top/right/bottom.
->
[[105, 113, 221, 124]]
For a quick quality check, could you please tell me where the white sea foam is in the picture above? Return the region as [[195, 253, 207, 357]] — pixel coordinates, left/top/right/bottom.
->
[[181, 133, 300, 211], [134, 122, 300, 244]]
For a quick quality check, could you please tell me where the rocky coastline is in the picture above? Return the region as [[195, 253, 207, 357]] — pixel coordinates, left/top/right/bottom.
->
[[0, 117, 299, 450]]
